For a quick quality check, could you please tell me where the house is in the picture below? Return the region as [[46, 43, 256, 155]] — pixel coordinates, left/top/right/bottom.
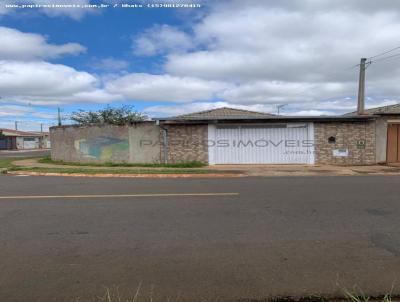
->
[[158, 107, 377, 165], [0, 128, 51, 150], [50, 104, 400, 165]]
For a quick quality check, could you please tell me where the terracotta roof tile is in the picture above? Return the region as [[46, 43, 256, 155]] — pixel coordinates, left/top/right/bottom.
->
[[172, 107, 274, 120], [0, 128, 44, 137], [345, 103, 400, 116]]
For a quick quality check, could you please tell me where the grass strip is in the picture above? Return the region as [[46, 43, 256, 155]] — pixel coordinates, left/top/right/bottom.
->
[[9, 166, 226, 175], [38, 156, 207, 168], [0, 158, 17, 169], [0, 157, 35, 172]]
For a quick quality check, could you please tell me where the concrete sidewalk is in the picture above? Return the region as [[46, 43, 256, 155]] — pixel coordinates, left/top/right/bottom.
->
[[12, 158, 400, 177], [211, 164, 400, 176]]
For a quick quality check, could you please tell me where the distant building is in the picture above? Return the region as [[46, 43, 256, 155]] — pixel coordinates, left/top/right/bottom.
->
[[0, 128, 50, 150]]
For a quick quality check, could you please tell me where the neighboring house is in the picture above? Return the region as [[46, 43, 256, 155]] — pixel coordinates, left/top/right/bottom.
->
[[345, 104, 400, 164], [31, 132, 51, 149], [0, 128, 50, 150], [345, 103, 400, 115]]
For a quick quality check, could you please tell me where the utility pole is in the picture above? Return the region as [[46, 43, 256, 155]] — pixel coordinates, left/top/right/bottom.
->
[[57, 107, 62, 126], [40, 123, 43, 133], [357, 58, 367, 115], [14, 121, 18, 131], [277, 104, 287, 115]]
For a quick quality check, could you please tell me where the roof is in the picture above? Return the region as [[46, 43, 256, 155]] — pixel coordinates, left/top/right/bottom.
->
[[165, 107, 275, 121], [158, 107, 375, 124], [345, 103, 400, 116], [0, 128, 46, 137]]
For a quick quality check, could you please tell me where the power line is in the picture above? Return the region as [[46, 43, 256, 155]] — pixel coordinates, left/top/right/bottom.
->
[[0, 119, 55, 125], [348, 45, 400, 69], [348, 60, 372, 70], [368, 46, 400, 60], [349, 52, 400, 70], [348, 63, 361, 70], [370, 52, 400, 64]]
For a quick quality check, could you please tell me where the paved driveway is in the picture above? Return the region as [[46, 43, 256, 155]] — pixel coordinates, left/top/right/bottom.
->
[[0, 175, 400, 301]]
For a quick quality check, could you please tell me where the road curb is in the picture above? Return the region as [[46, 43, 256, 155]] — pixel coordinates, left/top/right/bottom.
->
[[6, 170, 246, 178]]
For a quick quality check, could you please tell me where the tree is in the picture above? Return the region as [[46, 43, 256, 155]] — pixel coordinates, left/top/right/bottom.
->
[[70, 105, 148, 126]]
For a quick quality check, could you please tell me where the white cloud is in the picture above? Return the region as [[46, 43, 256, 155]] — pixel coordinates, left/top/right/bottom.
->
[[167, 7, 400, 83], [4, 1, 400, 117], [106, 73, 230, 102], [0, 60, 95, 96], [1, 0, 93, 19], [143, 97, 400, 118], [0, 105, 34, 117], [219, 81, 353, 104], [0, 60, 121, 105], [0, 105, 57, 131], [286, 110, 336, 116], [133, 25, 194, 56], [0, 120, 51, 132], [0, 104, 58, 120], [128, 0, 400, 114], [31, 112, 58, 119], [143, 101, 275, 117], [0, 27, 86, 61], [0, 27, 119, 106], [90, 57, 130, 71]]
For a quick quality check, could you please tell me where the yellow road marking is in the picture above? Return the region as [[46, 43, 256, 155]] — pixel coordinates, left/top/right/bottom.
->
[[0, 193, 239, 200]]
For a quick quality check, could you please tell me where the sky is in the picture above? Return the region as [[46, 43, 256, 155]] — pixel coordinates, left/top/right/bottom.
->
[[1, 0, 400, 131]]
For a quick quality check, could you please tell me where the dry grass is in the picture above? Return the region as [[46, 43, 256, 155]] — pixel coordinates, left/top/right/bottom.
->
[[71, 284, 397, 302]]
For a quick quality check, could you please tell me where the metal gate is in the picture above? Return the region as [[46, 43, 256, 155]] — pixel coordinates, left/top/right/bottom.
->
[[23, 137, 39, 149], [0, 137, 13, 150], [208, 124, 314, 164], [0, 138, 7, 150]]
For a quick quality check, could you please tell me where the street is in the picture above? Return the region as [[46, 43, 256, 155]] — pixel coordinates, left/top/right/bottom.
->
[[0, 174, 400, 301]]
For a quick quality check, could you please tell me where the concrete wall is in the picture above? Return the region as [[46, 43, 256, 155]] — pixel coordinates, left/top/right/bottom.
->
[[314, 121, 376, 165], [51, 122, 161, 163], [39, 135, 51, 149]]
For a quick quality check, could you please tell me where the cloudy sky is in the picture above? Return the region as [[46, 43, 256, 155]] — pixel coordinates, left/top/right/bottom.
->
[[1, 0, 400, 130]]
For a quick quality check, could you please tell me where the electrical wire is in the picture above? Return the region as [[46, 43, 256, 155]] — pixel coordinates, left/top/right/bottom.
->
[[348, 45, 400, 69], [370, 52, 400, 64], [368, 46, 400, 60], [349, 51, 400, 70], [0, 119, 55, 125]]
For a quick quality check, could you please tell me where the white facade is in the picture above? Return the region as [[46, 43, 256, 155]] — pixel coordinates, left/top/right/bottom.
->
[[208, 123, 315, 164], [16, 137, 40, 149]]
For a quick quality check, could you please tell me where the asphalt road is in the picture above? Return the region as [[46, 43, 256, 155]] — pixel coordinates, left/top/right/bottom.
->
[[1, 175, 400, 302], [0, 149, 50, 158]]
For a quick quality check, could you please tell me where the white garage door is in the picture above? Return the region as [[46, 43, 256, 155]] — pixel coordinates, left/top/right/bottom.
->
[[208, 124, 314, 164], [23, 137, 39, 149]]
